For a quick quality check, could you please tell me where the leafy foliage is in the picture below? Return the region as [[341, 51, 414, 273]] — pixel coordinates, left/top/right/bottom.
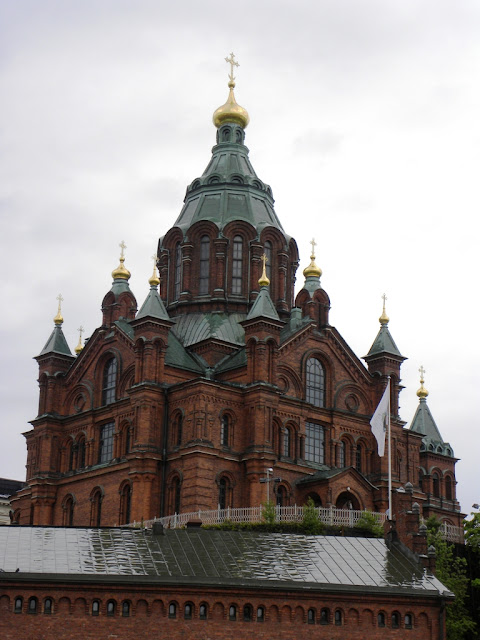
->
[[353, 511, 384, 538], [301, 498, 325, 535], [262, 500, 277, 526]]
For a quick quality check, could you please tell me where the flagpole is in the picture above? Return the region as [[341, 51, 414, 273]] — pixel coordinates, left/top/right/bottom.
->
[[387, 376, 392, 519]]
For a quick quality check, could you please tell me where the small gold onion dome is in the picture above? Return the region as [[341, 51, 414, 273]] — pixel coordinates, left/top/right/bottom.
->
[[112, 241, 131, 280], [303, 239, 322, 278], [213, 53, 249, 129], [74, 326, 84, 355], [258, 254, 270, 287], [54, 294, 64, 325], [417, 366, 429, 399], [379, 294, 389, 325], [149, 256, 160, 287]]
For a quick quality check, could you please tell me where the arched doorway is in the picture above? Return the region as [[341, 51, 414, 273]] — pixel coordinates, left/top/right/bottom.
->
[[335, 491, 360, 510], [306, 492, 322, 507]]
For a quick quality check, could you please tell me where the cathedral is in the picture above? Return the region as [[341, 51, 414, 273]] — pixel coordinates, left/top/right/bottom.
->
[[12, 57, 462, 530]]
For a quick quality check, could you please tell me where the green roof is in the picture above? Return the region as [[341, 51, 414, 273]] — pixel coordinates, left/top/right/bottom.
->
[[172, 312, 246, 348], [245, 286, 280, 322], [136, 286, 170, 321], [410, 398, 454, 457], [38, 325, 72, 357], [365, 325, 404, 359], [165, 331, 204, 373]]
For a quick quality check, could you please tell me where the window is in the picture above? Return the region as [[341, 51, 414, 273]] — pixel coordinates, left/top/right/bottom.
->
[[122, 601, 131, 617], [219, 477, 227, 510], [174, 242, 182, 299], [77, 436, 86, 469], [338, 440, 345, 468], [334, 609, 343, 626], [355, 444, 363, 473], [308, 608, 316, 624], [320, 608, 330, 624], [168, 603, 177, 618], [257, 606, 265, 622], [283, 428, 291, 457], [107, 600, 116, 616], [28, 597, 38, 614], [229, 605, 237, 621], [446, 476, 453, 500], [243, 604, 252, 621], [122, 426, 131, 456], [92, 600, 100, 616], [199, 235, 210, 295], [199, 603, 208, 620], [102, 357, 117, 405], [232, 235, 243, 294], [264, 241, 272, 283], [378, 612, 386, 627], [99, 422, 115, 464], [276, 485, 287, 507], [405, 613, 413, 628], [220, 415, 230, 447], [305, 422, 325, 464], [90, 489, 103, 527], [392, 612, 399, 628], [44, 598, 53, 615], [119, 483, 132, 525], [184, 603, 193, 619], [63, 495, 75, 526], [14, 597, 23, 613], [175, 414, 183, 446], [306, 358, 325, 407], [433, 472, 440, 498]]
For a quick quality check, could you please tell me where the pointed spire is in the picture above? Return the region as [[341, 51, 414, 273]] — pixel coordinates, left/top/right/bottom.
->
[[74, 325, 84, 355], [136, 257, 170, 321], [365, 294, 403, 358], [38, 296, 73, 357], [258, 253, 270, 287], [148, 254, 160, 287], [213, 52, 250, 129], [247, 259, 279, 321], [112, 240, 131, 281], [417, 365, 429, 399]]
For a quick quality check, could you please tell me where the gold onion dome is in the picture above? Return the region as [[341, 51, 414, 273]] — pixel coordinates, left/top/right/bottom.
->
[[379, 294, 389, 325], [213, 53, 250, 129], [303, 239, 322, 278], [149, 256, 160, 287], [258, 253, 270, 287], [74, 326, 84, 355], [53, 294, 64, 325], [112, 241, 131, 280], [417, 366, 429, 399]]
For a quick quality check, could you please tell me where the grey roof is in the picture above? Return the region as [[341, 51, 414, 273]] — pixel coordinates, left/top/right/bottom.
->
[[0, 478, 25, 497], [136, 286, 170, 321], [410, 398, 454, 457], [245, 286, 280, 322], [0, 526, 448, 597], [172, 312, 246, 347], [365, 324, 404, 359], [38, 325, 73, 357]]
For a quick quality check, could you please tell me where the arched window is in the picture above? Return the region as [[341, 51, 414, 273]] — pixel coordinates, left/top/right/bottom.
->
[[219, 477, 227, 510], [168, 603, 177, 618], [169, 477, 181, 514], [276, 485, 288, 507], [98, 422, 115, 464], [308, 608, 316, 624], [92, 600, 100, 616], [102, 357, 117, 405], [305, 422, 325, 464], [107, 600, 116, 616], [28, 597, 38, 614], [338, 440, 346, 468], [433, 472, 440, 498], [264, 241, 272, 283], [334, 609, 343, 626], [44, 598, 53, 614], [199, 235, 210, 295], [14, 597, 23, 613], [174, 242, 182, 300], [243, 604, 252, 621], [232, 235, 243, 294], [355, 444, 363, 473], [199, 603, 208, 620], [256, 606, 265, 622], [77, 436, 86, 469], [306, 358, 325, 407], [229, 605, 237, 621], [90, 489, 103, 527], [392, 612, 400, 628], [220, 415, 230, 447], [320, 608, 330, 624], [445, 475, 453, 500], [184, 603, 193, 619], [174, 414, 183, 447], [419, 470, 424, 492], [405, 613, 413, 628], [67, 440, 74, 471], [119, 483, 132, 525], [63, 495, 75, 526], [378, 612, 386, 627], [283, 427, 291, 457], [122, 601, 131, 617]]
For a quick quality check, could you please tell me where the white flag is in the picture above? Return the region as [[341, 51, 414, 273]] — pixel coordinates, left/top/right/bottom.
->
[[370, 380, 390, 457]]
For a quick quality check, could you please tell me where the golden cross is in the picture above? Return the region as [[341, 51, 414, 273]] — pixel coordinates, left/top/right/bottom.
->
[[77, 325, 84, 340], [419, 365, 426, 382], [225, 52, 239, 83], [310, 237, 317, 258], [261, 253, 268, 269], [382, 293, 387, 306], [151, 254, 157, 267], [119, 240, 127, 259], [56, 293, 63, 312]]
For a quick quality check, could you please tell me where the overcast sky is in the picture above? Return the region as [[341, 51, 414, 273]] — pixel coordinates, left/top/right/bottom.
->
[[1, 1, 478, 517]]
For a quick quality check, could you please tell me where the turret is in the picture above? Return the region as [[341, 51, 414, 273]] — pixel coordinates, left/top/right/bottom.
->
[[294, 238, 330, 328], [101, 241, 137, 326]]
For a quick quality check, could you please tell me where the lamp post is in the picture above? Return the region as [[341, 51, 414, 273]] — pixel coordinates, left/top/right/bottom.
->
[[259, 468, 281, 503]]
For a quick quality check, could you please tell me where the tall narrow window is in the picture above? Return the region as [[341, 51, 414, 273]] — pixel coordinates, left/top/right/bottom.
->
[[232, 235, 243, 294], [264, 241, 272, 283], [220, 415, 230, 447], [433, 472, 440, 498], [199, 235, 210, 295], [283, 428, 291, 457], [63, 495, 75, 526], [77, 436, 86, 469], [306, 358, 325, 407], [305, 422, 325, 464], [276, 485, 287, 506], [355, 444, 363, 473], [28, 597, 38, 614], [338, 440, 345, 468], [219, 477, 227, 510], [445, 476, 453, 500], [99, 422, 115, 464], [44, 598, 53, 615], [91, 490, 103, 527], [102, 357, 117, 405], [120, 483, 132, 525], [174, 242, 182, 299], [173, 477, 181, 514]]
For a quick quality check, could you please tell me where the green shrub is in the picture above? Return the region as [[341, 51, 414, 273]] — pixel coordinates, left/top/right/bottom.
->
[[301, 498, 325, 535], [353, 511, 384, 537]]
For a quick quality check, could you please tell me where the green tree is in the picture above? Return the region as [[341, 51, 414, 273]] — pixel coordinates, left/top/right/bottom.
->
[[426, 517, 476, 640], [262, 500, 276, 526], [301, 498, 324, 535]]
